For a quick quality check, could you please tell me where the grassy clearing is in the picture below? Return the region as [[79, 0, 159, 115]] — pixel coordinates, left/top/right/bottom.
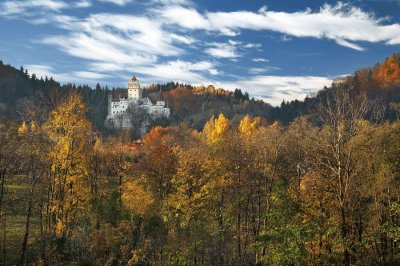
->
[[1, 176, 42, 265]]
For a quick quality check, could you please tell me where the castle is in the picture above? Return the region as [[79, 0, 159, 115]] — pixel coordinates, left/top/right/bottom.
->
[[105, 76, 170, 128]]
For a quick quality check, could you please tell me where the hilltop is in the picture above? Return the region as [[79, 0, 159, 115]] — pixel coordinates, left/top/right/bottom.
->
[[270, 53, 400, 123], [1, 52, 400, 133]]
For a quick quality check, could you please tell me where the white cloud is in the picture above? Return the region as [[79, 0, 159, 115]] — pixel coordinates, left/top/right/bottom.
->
[[248, 67, 280, 74], [74, 71, 111, 79], [280, 35, 292, 42], [208, 68, 220, 75], [248, 68, 265, 75], [0, 0, 92, 18], [88, 62, 127, 72], [205, 42, 241, 58], [74, 0, 91, 8], [4, 1, 394, 107], [26, 64, 111, 83], [157, 2, 400, 50], [170, 34, 196, 45], [134, 60, 215, 84], [42, 33, 158, 65], [154, 6, 211, 30], [11, 3, 212, 85], [205, 39, 261, 58], [40, 12, 194, 67], [0, 0, 68, 15], [25, 65, 69, 81], [243, 43, 261, 48], [215, 76, 332, 106], [258, 5, 268, 14], [151, 0, 192, 5], [9, 1, 399, 51], [335, 39, 365, 51], [98, 0, 132, 6], [253, 58, 270, 62]]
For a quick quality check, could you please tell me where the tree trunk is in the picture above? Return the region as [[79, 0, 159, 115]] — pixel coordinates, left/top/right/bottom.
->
[[2, 213, 6, 266], [18, 180, 35, 266]]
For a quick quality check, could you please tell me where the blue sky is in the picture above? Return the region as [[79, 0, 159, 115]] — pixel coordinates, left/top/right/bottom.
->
[[1, 0, 399, 105]]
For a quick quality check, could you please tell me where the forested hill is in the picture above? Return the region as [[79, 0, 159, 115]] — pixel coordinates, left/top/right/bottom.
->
[[0, 61, 272, 131], [1, 52, 400, 131], [271, 52, 400, 123], [0, 61, 110, 130]]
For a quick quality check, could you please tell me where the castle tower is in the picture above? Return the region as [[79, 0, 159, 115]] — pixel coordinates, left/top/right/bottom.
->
[[128, 76, 142, 99]]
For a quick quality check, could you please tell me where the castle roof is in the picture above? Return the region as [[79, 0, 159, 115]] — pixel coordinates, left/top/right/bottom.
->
[[130, 76, 137, 81]]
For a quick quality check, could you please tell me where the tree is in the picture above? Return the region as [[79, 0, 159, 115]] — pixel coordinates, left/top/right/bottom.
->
[[348, 120, 400, 264], [203, 113, 230, 144], [375, 54, 400, 89], [17, 120, 49, 265], [125, 102, 151, 139], [307, 87, 372, 264], [45, 93, 93, 246], [0, 123, 20, 265]]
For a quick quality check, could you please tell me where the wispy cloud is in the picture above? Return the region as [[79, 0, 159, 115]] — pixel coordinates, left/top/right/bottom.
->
[[2, 1, 395, 105], [216, 76, 332, 106], [248, 67, 280, 75], [205, 42, 241, 58], [253, 58, 270, 62], [151, 0, 192, 5], [25, 64, 111, 83], [0, 0, 68, 16], [98, 0, 132, 6], [25, 65, 68, 81], [243, 43, 261, 49], [157, 2, 400, 50], [134, 60, 217, 84], [74, 0, 91, 8], [40, 13, 188, 62], [335, 39, 365, 51], [205, 40, 261, 58], [74, 71, 111, 79], [0, 0, 93, 18]]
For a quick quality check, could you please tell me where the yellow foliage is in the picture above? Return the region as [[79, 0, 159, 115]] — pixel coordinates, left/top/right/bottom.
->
[[239, 115, 261, 135], [269, 121, 281, 131], [122, 181, 154, 216], [45, 94, 92, 234], [30, 121, 37, 131], [203, 113, 230, 144], [18, 121, 27, 136], [55, 219, 64, 237]]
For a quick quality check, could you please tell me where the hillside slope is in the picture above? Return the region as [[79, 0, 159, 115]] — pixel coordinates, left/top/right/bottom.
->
[[1, 52, 400, 130]]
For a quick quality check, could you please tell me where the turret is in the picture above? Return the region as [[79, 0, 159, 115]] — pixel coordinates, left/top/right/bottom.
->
[[128, 76, 142, 99]]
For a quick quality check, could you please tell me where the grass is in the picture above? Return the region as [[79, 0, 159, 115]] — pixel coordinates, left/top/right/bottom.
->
[[1, 175, 42, 265]]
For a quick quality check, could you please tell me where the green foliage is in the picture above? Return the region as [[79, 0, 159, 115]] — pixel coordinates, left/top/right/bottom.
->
[[256, 186, 309, 266]]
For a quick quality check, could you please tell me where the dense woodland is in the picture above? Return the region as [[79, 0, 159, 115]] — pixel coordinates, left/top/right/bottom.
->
[[0, 54, 399, 265], [0, 61, 271, 134]]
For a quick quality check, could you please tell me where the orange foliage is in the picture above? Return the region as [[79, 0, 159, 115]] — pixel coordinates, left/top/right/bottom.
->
[[163, 87, 195, 115], [144, 126, 171, 147], [144, 124, 199, 148], [375, 54, 400, 89], [192, 85, 233, 97]]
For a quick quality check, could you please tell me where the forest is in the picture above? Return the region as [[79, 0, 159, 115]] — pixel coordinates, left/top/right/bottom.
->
[[0, 53, 399, 265]]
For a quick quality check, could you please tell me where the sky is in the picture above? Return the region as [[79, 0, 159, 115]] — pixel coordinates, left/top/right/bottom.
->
[[0, 0, 400, 105]]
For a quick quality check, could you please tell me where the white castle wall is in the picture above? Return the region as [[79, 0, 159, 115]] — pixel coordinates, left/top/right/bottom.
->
[[105, 76, 170, 128]]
